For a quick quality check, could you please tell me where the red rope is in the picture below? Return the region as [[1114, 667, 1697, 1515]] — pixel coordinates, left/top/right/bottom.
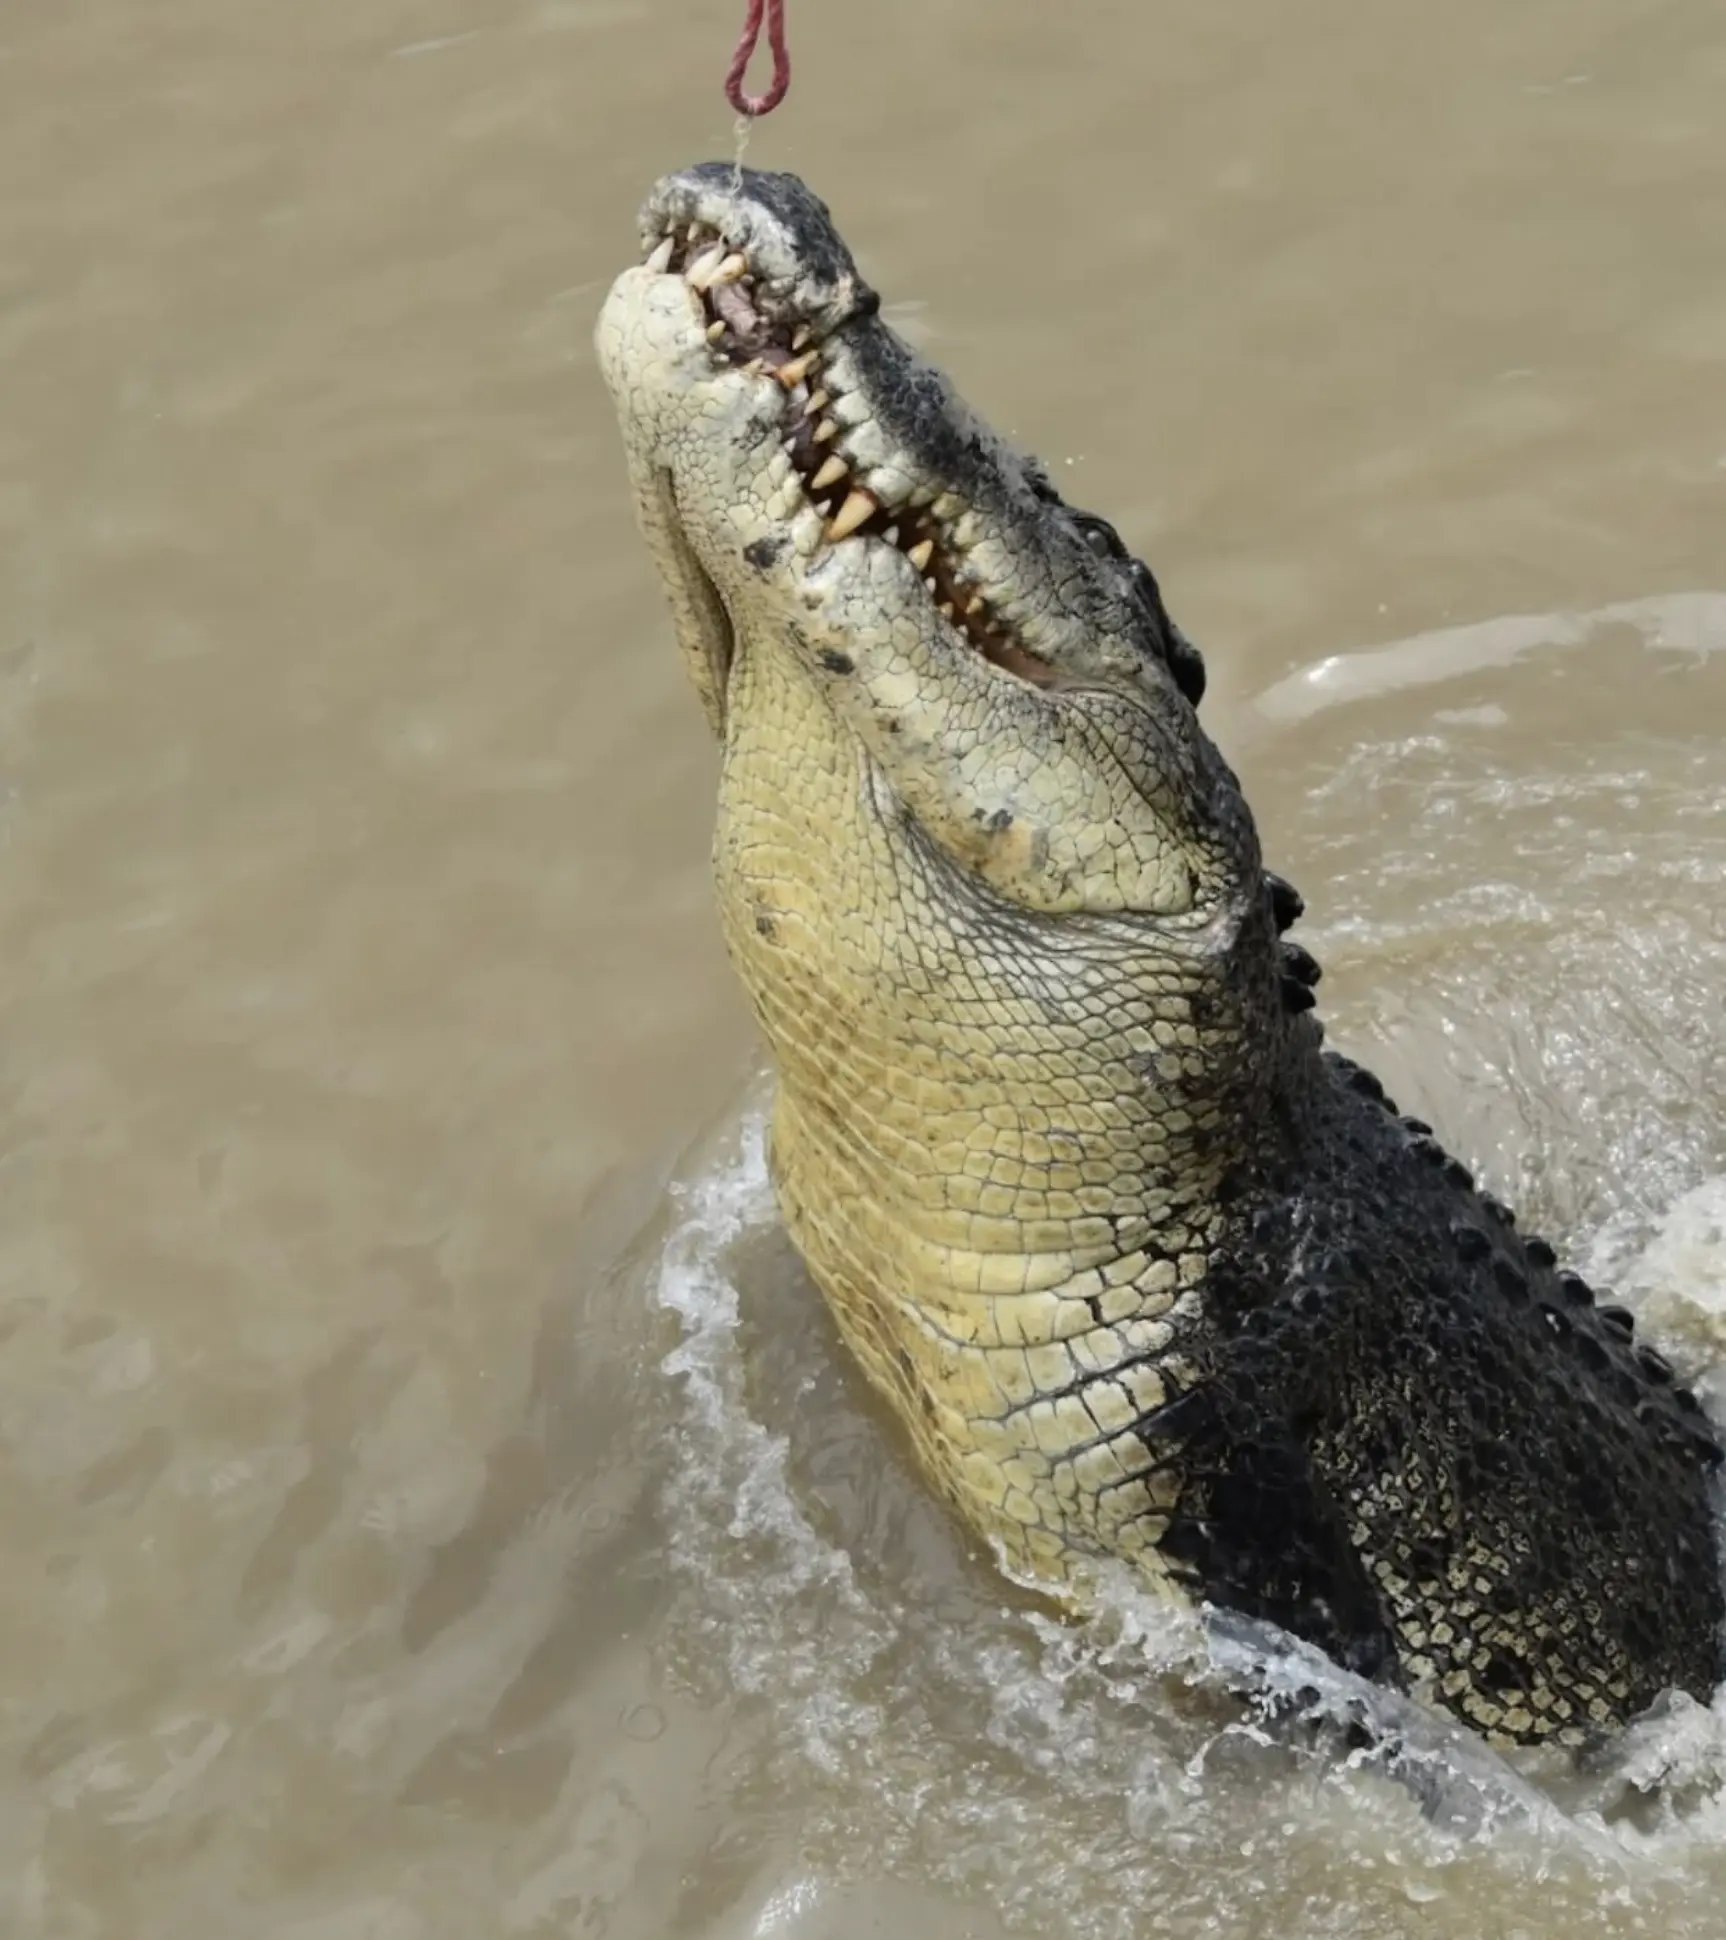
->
[[725, 0, 790, 117]]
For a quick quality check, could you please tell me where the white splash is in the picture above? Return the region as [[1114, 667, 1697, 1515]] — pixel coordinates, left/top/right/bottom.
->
[[1255, 592, 1726, 725]]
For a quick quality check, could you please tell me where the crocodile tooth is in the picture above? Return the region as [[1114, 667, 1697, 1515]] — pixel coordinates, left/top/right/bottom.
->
[[792, 324, 813, 350], [964, 591, 987, 616], [710, 253, 748, 286], [645, 236, 675, 273], [865, 464, 915, 508], [810, 454, 849, 492], [706, 320, 727, 343], [937, 601, 956, 620], [813, 419, 839, 444], [775, 351, 819, 388], [686, 245, 728, 290], [802, 389, 831, 418], [908, 538, 935, 571], [883, 525, 900, 548], [827, 489, 879, 542], [924, 575, 939, 593], [931, 492, 965, 522]]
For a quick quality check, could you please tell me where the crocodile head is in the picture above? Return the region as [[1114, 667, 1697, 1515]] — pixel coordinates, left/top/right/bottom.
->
[[596, 165, 1302, 1592], [595, 164, 1263, 918]]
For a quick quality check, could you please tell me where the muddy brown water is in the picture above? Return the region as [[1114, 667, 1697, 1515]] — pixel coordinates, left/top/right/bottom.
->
[[5, 2, 1726, 1936]]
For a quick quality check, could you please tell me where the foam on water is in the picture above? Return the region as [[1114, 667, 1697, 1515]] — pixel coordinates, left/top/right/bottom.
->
[[652, 1110, 896, 1770]]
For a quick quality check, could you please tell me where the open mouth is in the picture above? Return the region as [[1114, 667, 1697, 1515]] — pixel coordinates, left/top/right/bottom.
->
[[643, 220, 1060, 688]]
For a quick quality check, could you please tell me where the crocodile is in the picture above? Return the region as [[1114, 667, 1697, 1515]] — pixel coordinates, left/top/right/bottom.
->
[[595, 163, 1725, 1748]]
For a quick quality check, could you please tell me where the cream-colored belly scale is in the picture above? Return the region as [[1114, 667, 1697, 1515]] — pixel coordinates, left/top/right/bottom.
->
[[712, 626, 1206, 1596]]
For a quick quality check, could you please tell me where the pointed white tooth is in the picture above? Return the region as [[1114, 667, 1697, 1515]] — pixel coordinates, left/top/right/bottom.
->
[[924, 575, 940, 593], [908, 539, 935, 571], [775, 351, 819, 388], [810, 454, 849, 492], [706, 319, 727, 343], [813, 419, 839, 445], [792, 325, 813, 351], [739, 358, 765, 376], [645, 236, 675, 273], [686, 244, 727, 290], [802, 389, 831, 418], [932, 493, 965, 522], [827, 489, 879, 542], [964, 591, 987, 616], [938, 602, 956, 621], [711, 253, 748, 286], [883, 525, 900, 548], [686, 222, 705, 245]]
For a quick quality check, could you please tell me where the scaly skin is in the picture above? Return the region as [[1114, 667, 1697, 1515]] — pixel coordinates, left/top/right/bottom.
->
[[596, 164, 1724, 1747]]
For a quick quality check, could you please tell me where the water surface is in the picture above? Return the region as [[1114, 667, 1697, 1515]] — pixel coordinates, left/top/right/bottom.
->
[[5, 2, 1726, 1934]]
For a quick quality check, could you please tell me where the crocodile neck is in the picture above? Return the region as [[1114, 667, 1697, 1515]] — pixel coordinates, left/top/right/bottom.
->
[[714, 622, 1296, 1590]]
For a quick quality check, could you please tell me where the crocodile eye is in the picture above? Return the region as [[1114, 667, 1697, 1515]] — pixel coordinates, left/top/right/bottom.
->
[[1073, 514, 1123, 559]]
